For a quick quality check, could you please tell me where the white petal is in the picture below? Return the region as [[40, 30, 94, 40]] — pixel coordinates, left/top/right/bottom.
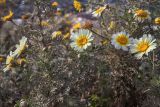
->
[[114, 44, 121, 49], [122, 46, 128, 51], [135, 52, 144, 59]]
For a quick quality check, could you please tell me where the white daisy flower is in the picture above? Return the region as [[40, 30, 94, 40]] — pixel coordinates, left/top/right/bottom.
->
[[111, 32, 132, 51], [6, 51, 15, 65], [3, 64, 13, 72], [134, 9, 151, 22], [70, 29, 94, 52], [13, 36, 27, 57], [130, 34, 157, 59], [92, 5, 106, 17], [3, 51, 15, 72]]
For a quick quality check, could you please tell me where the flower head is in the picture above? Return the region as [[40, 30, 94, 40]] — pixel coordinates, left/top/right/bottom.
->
[[108, 21, 116, 31], [51, 31, 62, 39], [3, 64, 12, 72], [130, 34, 157, 59], [3, 51, 15, 72], [154, 17, 160, 25], [52, 1, 59, 7], [73, 0, 82, 12], [72, 22, 81, 30], [1, 10, 14, 21], [40, 20, 50, 27], [70, 29, 94, 52], [13, 36, 27, 57], [111, 32, 132, 51], [6, 51, 15, 65], [92, 5, 106, 17], [16, 58, 27, 65], [134, 9, 150, 22]]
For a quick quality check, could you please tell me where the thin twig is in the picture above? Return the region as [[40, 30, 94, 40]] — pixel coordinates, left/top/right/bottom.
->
[[152, 51, 155, 72], [89, 28, 106, 39]]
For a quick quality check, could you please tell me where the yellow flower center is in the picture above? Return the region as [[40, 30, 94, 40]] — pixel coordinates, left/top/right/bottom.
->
[[135, 9, 148, 18], [73, 23, 81, 30], [155, 17, 160, 25], [51, 31, 62, 39], [76, 35, 88, 47], [116, 34, 128, 46], [41, 21, 50, 27], [52, 2, 58, 7], [73, 0, 82, 12], [6, 56, 14, 64], [2, 10, 14, 21], [108, 21, 116, 30], [95, 6, 106, 14], [18, 47, 25, 55], [16, 58, 26, 65], [137, 41, 149, 52]]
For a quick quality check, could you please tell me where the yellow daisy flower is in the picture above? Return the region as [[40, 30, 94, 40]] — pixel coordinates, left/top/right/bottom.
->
[[154, 17, 160, 25], [1, 10, 14, 21], [6, 51, 15, 65], [3, 51, 16, 72], [16, 58, 27, 65], [52, 1, 59, 7], [108, 21, 116, 31], [72, 22, 81, 30], [70, 29, 94, 52], [111, 32, 132, 51], [13, 36, 27, 57], [134, 9, 150, 22], [40, 20, 50, 27], [130, 34, 157, 59], [51, 31, 62, 39], [3, 64, 12, 72], [73, 0, 82, 12], [92, 5, 106, 17]]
